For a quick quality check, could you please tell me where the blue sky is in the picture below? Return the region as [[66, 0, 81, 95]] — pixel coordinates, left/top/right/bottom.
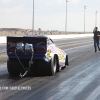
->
[[0, 0, 100, 32]]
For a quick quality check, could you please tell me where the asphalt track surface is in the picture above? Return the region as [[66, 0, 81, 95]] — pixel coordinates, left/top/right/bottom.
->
[[0, 37, 100, 100]]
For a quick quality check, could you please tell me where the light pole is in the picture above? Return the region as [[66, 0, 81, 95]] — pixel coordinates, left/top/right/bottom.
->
[[95, 10, 98, 27], [84, 6, 86, 33], [32, 0, 34, 35], [65, 0, 68, 34]]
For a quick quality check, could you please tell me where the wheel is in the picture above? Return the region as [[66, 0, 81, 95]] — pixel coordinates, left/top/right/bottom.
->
[[48, 55, 57, 76], [26, 55, 59, 76], [7, 59, 22, 76], [56, 55, 61, 72], [65, 55, 69, 67]]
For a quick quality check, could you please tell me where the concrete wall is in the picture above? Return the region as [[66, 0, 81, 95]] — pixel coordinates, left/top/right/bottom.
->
[[0, 36, 6, 43], [0, 34, 93, 44]]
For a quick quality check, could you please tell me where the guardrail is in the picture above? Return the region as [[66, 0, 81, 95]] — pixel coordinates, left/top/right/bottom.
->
[[0, 34, 93, 44]]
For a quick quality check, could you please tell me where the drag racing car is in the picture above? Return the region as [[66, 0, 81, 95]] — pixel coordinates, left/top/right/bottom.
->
[[7, 35, 69, 77]]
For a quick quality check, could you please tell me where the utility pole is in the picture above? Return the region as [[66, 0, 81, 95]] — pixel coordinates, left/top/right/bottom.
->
[[32, 0, 34, 35], [84, 6, 86, 33], [65, 0, 68, 34], [95, 10, 98, 27]]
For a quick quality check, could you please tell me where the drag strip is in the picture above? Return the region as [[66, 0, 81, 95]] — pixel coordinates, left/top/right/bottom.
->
[[1, 37, 100, 100]]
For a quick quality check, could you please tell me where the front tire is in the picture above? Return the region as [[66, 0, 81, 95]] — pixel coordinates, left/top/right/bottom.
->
[[65, 55, 69, 67]]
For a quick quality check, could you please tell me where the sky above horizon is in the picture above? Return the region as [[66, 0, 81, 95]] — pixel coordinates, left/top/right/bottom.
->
[[0, 0, 100, 32]]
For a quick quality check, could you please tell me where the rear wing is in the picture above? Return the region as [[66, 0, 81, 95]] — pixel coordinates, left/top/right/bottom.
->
[[7, 36, 47, 57]]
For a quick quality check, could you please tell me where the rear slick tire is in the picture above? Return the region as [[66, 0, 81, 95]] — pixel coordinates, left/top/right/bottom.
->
[[7, 59, 22, 76], [49, 55, 57, 76]]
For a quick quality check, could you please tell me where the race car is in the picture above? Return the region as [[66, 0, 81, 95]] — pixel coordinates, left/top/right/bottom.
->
[[7, 35, 69, 77]]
